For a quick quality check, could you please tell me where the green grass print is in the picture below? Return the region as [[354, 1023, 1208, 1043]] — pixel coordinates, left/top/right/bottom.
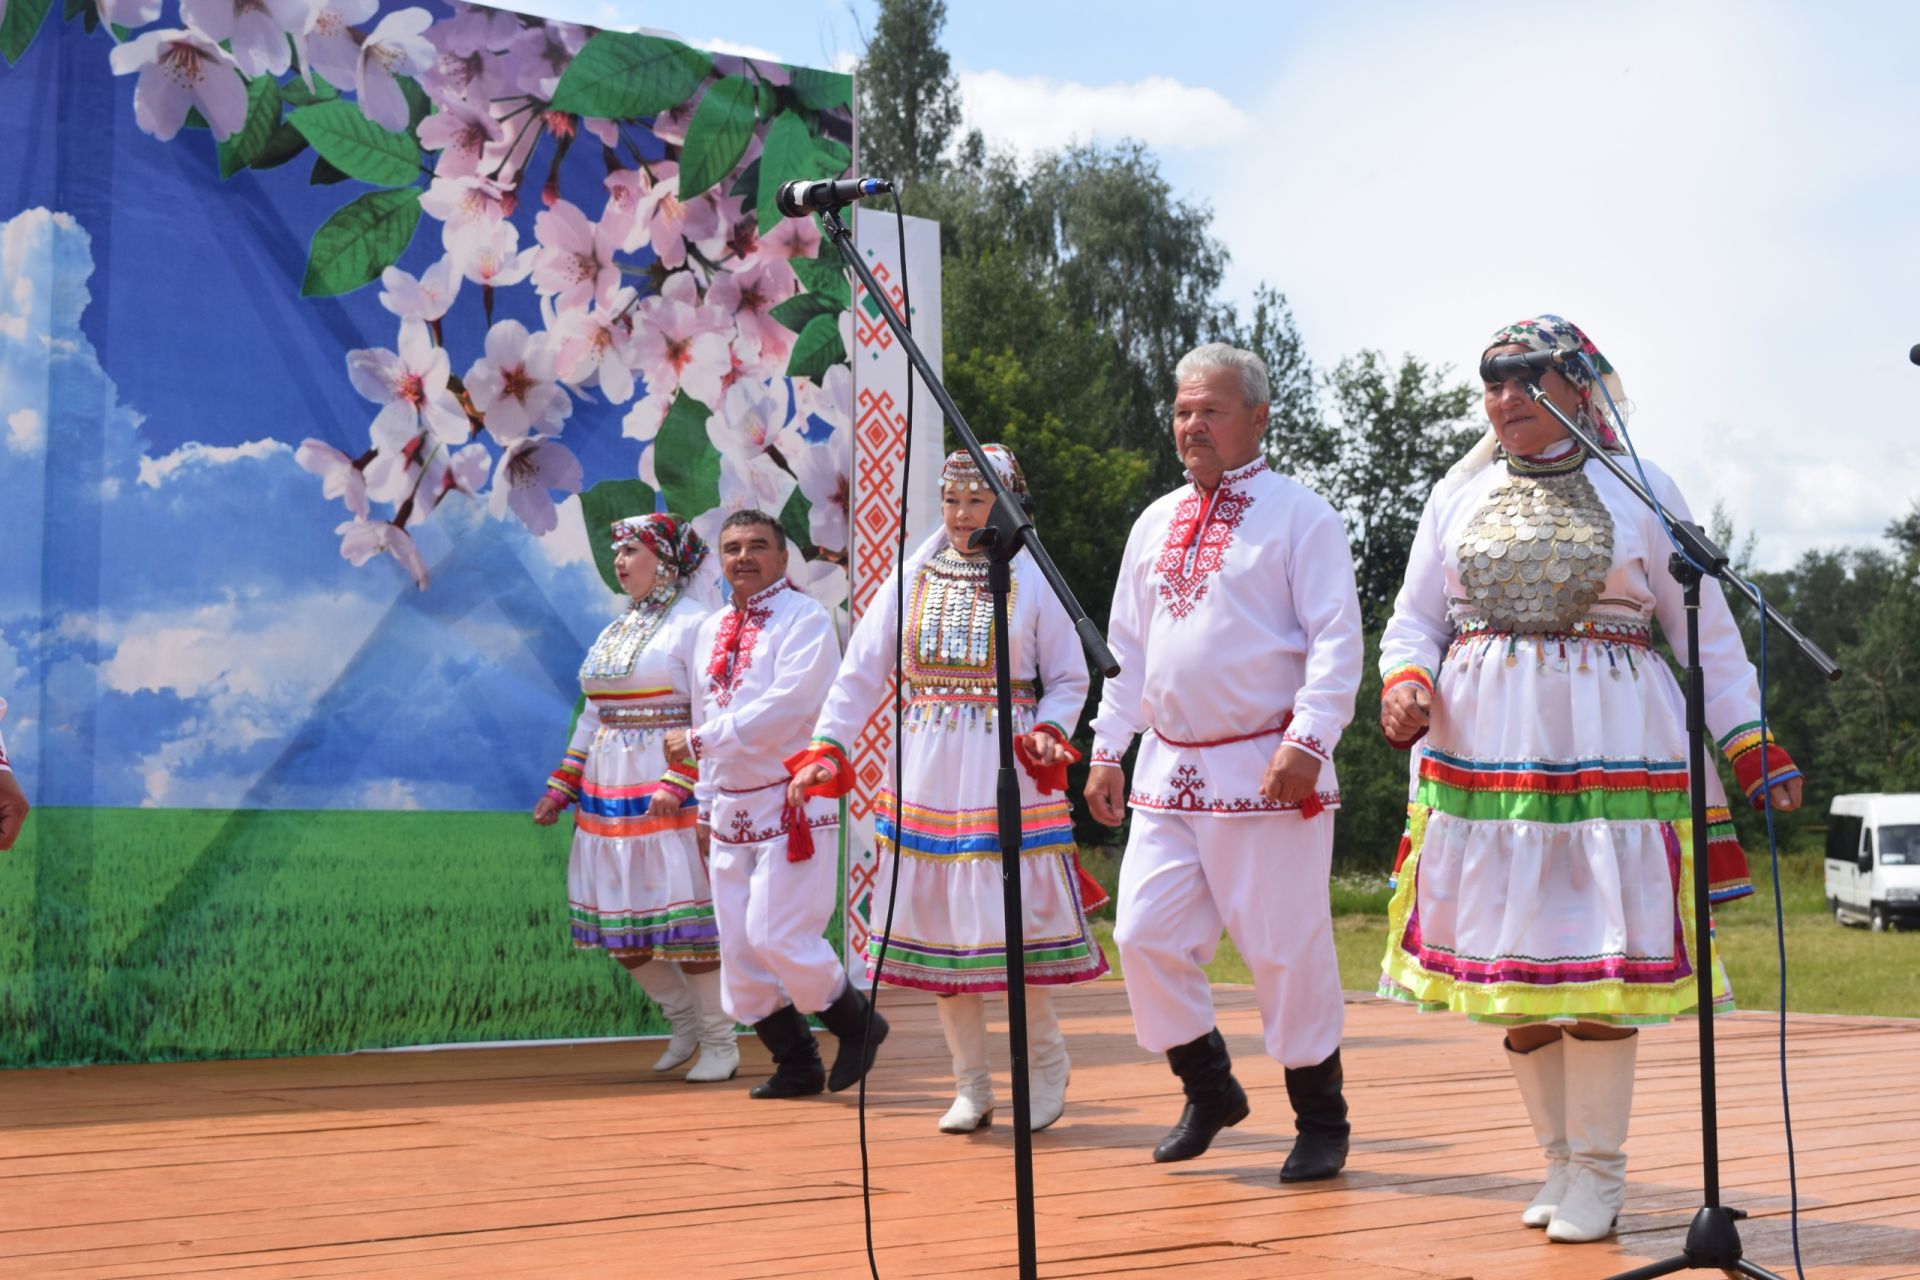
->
[[1, 808, 677, 1069]]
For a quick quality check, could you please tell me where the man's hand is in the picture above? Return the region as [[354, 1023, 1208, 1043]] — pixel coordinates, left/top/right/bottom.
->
[[787, 762, 834, 808], [1260, 744, 1321, 806], [0, 771, 27, 851], [663, 729, 692, 763], [696, 822, 711, 864], [1766, 776, 1805, 812], [1084, 763, 1127, 827], [1381, 683, 1432, 742]]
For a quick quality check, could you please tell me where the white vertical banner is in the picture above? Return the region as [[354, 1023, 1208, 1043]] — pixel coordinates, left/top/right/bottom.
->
[[842, 210, 944, 973]]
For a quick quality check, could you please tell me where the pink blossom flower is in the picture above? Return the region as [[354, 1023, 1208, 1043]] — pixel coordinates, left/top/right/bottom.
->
[[708, 376, 791, 465], [377, 257, 461, 324], [489, 435, 582, 535], [787, 552, 848, 613], [336, 518, 429, 589], [303, 0, 376, 90], [346, 320, 470, 449], [531, 199, 623, 312], [422, 174, 516, 234], [507, 21, 584, 99], [626, 393, 673, 485], [416, 95, 504, 179], [691, 452, 797, 549], [446, 218, 535, 287], [108, 28, 248, 142], [631, 278, 732, 408], [464, 319, 571, 444], [412, 440, 491, 520], [706, 257, 799, 365], [782, 417, 850, 552], [551, 288, 640, 403], [755, 213, 822, 264], [97, 0, 163, 30], [294, 438, 369, 518], [363, 428, 423, 504], [619, 162, 721, 270], [180, 0, 318, 79], [431, 0, 520, 56], [356, 7, 437, 132]]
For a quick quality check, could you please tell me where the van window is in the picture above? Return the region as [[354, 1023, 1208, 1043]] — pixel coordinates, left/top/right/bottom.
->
[[1880, 824, 1920, 866], [1827, 813, 1863, 862]]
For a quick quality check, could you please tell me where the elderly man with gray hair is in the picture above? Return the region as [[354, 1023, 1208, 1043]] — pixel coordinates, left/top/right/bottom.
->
[[1085, 342, 1362, 1183]]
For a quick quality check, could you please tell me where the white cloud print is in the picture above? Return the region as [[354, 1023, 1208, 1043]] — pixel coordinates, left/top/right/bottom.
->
[[0, 206, 610, 809]]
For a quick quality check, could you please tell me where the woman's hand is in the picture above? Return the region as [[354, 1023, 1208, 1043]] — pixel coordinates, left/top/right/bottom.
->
[[533, 791, 566, 826], [662, 729, 691, 763], [787, 762, 835, 808], [1766, 776, 1805, 812], [649, 786, 684, 818], [1020, 729, 1071, 767], [1381, 683, 1432, 742]]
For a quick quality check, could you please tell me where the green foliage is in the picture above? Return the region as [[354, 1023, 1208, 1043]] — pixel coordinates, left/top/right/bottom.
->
[[755, 110, 850, 233], [651, 392, 722, 515], [280, 72, 339, 108], [290, 100, 422, 187], [785, 311, 846, 382], [0, 0, 54, 64], [217, 75, 287, 180], [549, 31, 712, 120], [856, 0, 963, 186], [789, 67, 853, 114], [677, 74, 758, 199], [578, 479, 658, 595], [300, 188, 422, 297]]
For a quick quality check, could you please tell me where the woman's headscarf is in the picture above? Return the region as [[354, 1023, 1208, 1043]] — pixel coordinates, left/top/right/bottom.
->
[[939, 443, 1028, 495], [609, 512, 710, 582], [1446, 313, 1630, 489]]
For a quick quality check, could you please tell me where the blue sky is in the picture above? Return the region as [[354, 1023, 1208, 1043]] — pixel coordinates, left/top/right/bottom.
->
[[520, 0, 1920, 569]]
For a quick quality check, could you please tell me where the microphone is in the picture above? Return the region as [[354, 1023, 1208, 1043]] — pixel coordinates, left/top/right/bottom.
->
[[1480, 347, 1575, 383], [775, 176, 893, 218], [1910, 344, 1920, 366]]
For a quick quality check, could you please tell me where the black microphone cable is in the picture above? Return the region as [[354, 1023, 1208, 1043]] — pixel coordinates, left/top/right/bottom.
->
[[1588, 361, 1808, 1279], [856, 184, 914, 1280]]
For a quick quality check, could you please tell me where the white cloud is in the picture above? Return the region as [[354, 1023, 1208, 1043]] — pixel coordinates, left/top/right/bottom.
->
[[6, 407, 42, 453], [137, 438, 292, 488], [959, 69, 1252, 158], [1204, 2, 1920, 569], [697, 36, 784, 63]]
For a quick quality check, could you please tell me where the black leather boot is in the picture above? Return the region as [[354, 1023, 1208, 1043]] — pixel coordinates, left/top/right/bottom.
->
[[816, 981, 890, 1093], [1279, 1047, 1350, 1182], [1152, 1029, 1250, 1163], [748, 1003, 825, 1099]]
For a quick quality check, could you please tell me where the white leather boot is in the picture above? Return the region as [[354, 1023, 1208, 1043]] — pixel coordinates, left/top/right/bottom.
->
[[1025, 987, 1071, 1132], [627, 960, 698, 1072], [681, 968, 740, 1083], [1504, 1036, 1570, 1228], [1548, 1032, 1638, 1244], [935, 994, 994, 1133]]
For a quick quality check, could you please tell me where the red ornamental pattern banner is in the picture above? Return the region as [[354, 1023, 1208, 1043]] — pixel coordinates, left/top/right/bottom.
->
[[844, 210, 943, 971]]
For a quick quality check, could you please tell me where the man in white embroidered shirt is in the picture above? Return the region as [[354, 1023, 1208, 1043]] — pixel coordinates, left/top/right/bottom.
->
[[665, 510, 888, 1099], [1085, 343, 1362, 1183]]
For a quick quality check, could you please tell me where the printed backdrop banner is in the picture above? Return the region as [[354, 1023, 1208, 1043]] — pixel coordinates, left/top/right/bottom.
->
[[0, 0, 933, 1067]]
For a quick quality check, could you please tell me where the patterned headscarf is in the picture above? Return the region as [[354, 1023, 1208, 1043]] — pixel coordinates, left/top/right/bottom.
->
[[1482, 314, 1627, 452], [609, 512, 710, 580], [940, 443, 1027, 494]]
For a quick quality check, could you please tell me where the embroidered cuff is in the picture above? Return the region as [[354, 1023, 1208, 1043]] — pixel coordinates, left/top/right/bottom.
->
[[1704, 805, 1754, 903], [542, 784, 576, 809], [1090, 740, 1128, 767], [1015, 722, 1082, 796], [785, 738, 855, 800], [546, 749, 586, 803], [660, 759, 698, 795], [688, 727, 707, 762], [1282, 724, 1332, 765], [651, 778, 694, 808], [1720, 723, 1800, 805], [1380, 664, 1434, 752]]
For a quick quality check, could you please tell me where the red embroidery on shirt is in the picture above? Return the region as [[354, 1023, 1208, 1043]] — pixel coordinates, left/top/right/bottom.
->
[[706, 581, 787, 708], [1153, 481, 1254, 620]]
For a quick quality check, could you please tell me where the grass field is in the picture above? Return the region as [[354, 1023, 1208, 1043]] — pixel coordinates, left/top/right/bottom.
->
[[3, 811, 1910, 1072], [0, 808, 678, 1069], [1079, 840, 1920, 1019]]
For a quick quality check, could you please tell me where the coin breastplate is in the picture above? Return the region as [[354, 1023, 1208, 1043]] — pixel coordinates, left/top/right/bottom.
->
[[1456, 464, 1614, 632]]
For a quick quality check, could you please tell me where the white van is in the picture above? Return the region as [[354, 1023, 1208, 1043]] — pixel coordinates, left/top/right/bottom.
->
[[1825, 794, 1920, 931]]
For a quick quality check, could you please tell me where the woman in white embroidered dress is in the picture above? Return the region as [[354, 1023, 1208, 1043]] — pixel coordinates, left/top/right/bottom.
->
[[1375, 316, 1804, 1243], [534, 514, 737, 1083], [787, 446, 1110, 1133]]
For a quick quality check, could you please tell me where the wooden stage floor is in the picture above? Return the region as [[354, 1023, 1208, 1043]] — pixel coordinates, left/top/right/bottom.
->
[[2, 985, 1916, 1279]]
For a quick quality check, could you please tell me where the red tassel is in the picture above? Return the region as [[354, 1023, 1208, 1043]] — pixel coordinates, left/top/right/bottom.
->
[[785, 804, 814, 862], [1299, 793, 1325, 820]]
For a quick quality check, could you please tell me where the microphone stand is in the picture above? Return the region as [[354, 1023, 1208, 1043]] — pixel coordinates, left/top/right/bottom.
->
[[819, 202, 1121, 1280], [1516, 380, 1839, 1280]]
